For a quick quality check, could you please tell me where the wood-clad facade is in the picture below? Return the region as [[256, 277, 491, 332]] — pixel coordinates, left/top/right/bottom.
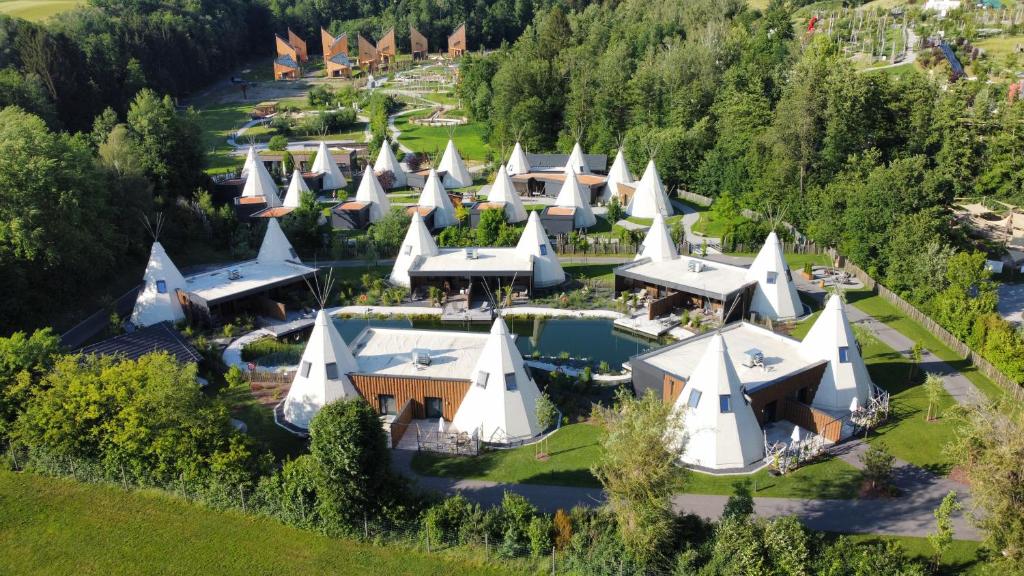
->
[[321, 28, 351, 78], [350, 373, 471, 421], [376, 28, 396, 68], [274, 35, 300, 80], [410, 26, 428, 59], [288, 28, 308, 62], [448, 23, 466, 57], [357, 34, 378, 70]]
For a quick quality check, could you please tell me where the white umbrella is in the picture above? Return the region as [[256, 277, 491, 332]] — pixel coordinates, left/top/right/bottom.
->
[[849, 396, 860, 413], [438, 417, 446, 433], [790, 426, 801, 444]]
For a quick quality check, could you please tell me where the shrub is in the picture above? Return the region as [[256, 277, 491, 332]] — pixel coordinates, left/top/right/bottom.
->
[[528, 515, 553, 556], [553, 509, 573, 550], [598, 361, 610, 374], [267, 135, 288, 151], [422, 494, 477, 547], [860, 442, 895, 494]]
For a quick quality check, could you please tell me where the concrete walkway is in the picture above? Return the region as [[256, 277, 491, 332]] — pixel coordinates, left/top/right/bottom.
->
[[671, 198, 721, 254]]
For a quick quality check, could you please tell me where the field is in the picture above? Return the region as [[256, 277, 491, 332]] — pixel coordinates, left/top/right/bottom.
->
[[975, 35, 1024, 60], [0, 470, 528, 576], [393, 112, 490, 162], [0, 0, 82, 21]]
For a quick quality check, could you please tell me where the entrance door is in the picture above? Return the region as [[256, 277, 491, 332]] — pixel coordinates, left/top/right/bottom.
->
[[763, 400, 778, 423], [424, 397, 443, 419]]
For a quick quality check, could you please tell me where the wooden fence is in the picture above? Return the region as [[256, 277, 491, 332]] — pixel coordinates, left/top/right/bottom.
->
[[781, 399, 845, 442], [389, 399, 415, 448]]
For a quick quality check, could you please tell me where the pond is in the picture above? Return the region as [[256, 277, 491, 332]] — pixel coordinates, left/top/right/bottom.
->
[[332, 316, 663, 369]]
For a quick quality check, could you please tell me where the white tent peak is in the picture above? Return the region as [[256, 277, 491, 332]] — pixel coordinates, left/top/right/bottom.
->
[[389, 211, 439, 287], [487, 164, 527, 223], [242, 150, 282, 208], [438, 139, 472, 188], [355, 165, 391, 223], [745, 231, 802, 320], [800, 294, 874, 412], [555, 167, 597, 229], [626, 159, 671, 219], [601, 147, 634, 203], [282, 309, 360, 430], [636, 213, 678, 262], [257, 218, 300, 264], [566, 141, 591, 175], [418, 168, 457, 228], [374, 139, 407, 188], [517, 211, 565, 288], [507, 141, 530, 176], [283, 169, 310, 208], [130, 241, 187, 327], [241, 146, 258, 180], [312, 141, 347, 190]]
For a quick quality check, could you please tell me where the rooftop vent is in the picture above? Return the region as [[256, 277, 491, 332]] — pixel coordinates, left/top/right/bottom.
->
[[687, 260, 703, 273], [742, 348, 764, 369], [465, 247, 479, 260], [228, 269, 242, 280], [412, 349, 432, 366]]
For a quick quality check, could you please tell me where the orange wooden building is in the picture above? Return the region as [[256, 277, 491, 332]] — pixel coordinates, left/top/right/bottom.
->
[[410, 25, 428, 59], [376, 27, 396, 69], [357, 33, 378, 71], [321, 28, 351, 78], [448, 23, 467, 57], [288, 28, 308, 62], [273, 35, 300, 80]]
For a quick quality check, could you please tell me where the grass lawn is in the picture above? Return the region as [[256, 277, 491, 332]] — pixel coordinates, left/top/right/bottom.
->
[[691, 208, 747, 238], [0, 0, 81, 21], [195, 102, 252, 174], [220, 381, 307, 461], [975, 34, 1024, 59], [561, 263, 622, 283], [393, 114, 489, 161], [0, 471, 528, 576], [842, 534, 989, 576], [726, 251, 833, 272]]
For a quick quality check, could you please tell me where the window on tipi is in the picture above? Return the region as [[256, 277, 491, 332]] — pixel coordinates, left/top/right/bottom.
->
[[403, 244, 412, 255], [504, 373, 517, 391], [719, 395, 732, 413], [300, 361, 312, 377], [838, 346, 850, 363], [539, 244, 548, 255], [475, 371, 489, 388], [156, 280, 167, 294], [325, 362, 338, 379], [766, 271, 778, 285], [637, 244, 645, 255], [686, 389, 702, 408]]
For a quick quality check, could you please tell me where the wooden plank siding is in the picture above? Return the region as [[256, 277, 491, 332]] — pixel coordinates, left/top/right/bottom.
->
[[389, 398, 416, 448], [747, 362, 827, 426], [350, 374, 470, 421], [781, 399, 844, 442], [663, 374, 686, 404]]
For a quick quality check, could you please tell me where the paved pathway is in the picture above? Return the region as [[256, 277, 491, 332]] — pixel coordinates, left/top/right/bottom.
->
[[671, 198, 720, 254]]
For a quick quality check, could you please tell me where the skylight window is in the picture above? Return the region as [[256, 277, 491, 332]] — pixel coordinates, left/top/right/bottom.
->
[[539, 244, 547, 255], [838, 346, 850, 363], [300, 361, 311, 378], [504, 373, 517, 391], [687, 389, 701, 409], [403, 244, 412, 255], [719, 395, 732, 413], [156, 280, 167, 294], [766, 271, 778, 285], [476, 371, 489, 388], [325, 362, 338, 379]]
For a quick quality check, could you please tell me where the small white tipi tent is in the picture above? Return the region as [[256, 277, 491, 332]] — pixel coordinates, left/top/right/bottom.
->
[[417, 169, 457, 228], [241, 146, 258, 180], [800, 295, 874, 413], [601, 147, 633, 203], [311, 141, 347, 191], [626, 159, 671, 219], [374, 139, 407, 188], [282, 309, 360, 430], [282, 169, 310, 208], [355, 165, 391, 223], [517, 211, 565, 288], [242, 150, 282, 208], [566, 141, 591, 175], [257, 218, 300, 263], [389, 211, 439, 287], [130, 241, 188, 328], [674, 333, 764, 469], [451, 317, 543, 443], [555, 167, 597, 229], [636, 213, 678, 262], [745, 232, 802, 320], [438, 139, 472, 188], [487, 164, 527, 223], [507, 141, 531, 176]]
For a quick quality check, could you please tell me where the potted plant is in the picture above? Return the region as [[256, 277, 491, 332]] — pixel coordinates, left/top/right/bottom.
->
[[801, 261, 814, 280]]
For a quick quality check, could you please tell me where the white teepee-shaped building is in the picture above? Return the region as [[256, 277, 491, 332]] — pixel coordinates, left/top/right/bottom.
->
[[566, 141, 591, 175], [390, 212, 439, 287], [507, 141, 531, 176], [130, 241, 188, 328], [241, 146, 258, 180], [800, 295, 874, 413], [282, 169, 310, 208], [745, 232, 803, 320], [517, 211, 565, 288], [487, 164, 528, 223], [417, 169, 457, 229], [626, 159, 671, 219], [257, 218, 300, 264], [636, 213, 678, 262], [374, 139, 407, 188], [602, 147, 633, 203], [282, 309, 360, 430], [311, 141, 347, 191], [438, 139, 472, 188], [451, 317, 543, 443], [242, 150, 282, 208], [555, 168, 597, 229], [355, 165, 391, 223], [674, 333, 764, 470]]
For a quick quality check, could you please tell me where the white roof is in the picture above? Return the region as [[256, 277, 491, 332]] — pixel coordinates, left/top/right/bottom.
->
[[130, 241, 187, 327], [184, 259, 315, 305], [282, 309, 360, 430], [312, 141, 347, 190], [241, 146, 258, 180], [355, 166, 391, 223], [626, 159, 671, 218], [635, 213, 678, 262], [282, 169, 309, 208], [507, 141, 530, 176], [257, 218, 301, 264], [390, 212, 439, 287], [517, 211, 564, 287], [745, 232, 803, 320], [451, 317, 543, 443], [241, 152, 282, 208], [555, 168, 597, 228], [566, 141, 591, 175], [673, 332, 765, 469], [601, 148, 633, 203], [487, 164, 527, 223], [438, 139, 472, 188], [800, 295, 874, 412], [351, 327, 488, 380], [417, 169, 457, 228], [622, 255, 752, 300], [374, 139, 406, 188], [411, 247, 532, 275]]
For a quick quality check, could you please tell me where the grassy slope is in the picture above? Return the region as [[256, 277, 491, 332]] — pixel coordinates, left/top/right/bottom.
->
[[0, 0, 81, 21], [393, 113, 489, 162], [0, 471, 527, 576]]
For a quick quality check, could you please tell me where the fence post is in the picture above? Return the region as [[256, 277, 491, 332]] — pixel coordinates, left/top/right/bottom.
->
[[239, 485, 246, 513], [364, 512, 368, 539], [120, 462, 128, 491], [484, 532, 488, 557], [426, 529, 431, 553], [551, 547, 556, 575]]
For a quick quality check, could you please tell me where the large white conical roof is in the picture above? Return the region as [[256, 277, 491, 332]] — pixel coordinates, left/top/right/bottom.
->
[[257, 218, 300, 263], [283, 169, 310, 208], [487, 164, 527, 223], [389, 211, 439, 287], [451, 317, 543, 443], [130, 241, 187, 328], [674, 333, 764, 469], [507, 141, 530, 176], [242, 151, 282, 208], [355, 165, 391, 223], [626, 159, 671, 219], [438, 139, 472, 188], [601, 148, 633, 203], [745, 232, 802, 320], [373, 139, 407, 188], [636, 213, 678, 262], [555, 167, 596, 229], [312, 141, 347, 190], [417, 169, 457, 228], [800, 295, 874, 413], [517, 211, 564, 288], [241, 146, 258, 180], [282, 309, 360, 430], [566, 141, 590, 175]]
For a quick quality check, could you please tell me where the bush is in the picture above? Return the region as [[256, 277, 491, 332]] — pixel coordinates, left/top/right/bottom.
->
[[528, 515, 553, 556], [422, 494, 478, 547], [267, 135, 288, 151], [553, 509, 573, 550]]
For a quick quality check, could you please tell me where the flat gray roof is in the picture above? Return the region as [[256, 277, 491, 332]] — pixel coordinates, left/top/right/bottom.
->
[[409, 247, 533, 277], [615, 256, 755, 301], [350, 326, 489, 380], [185, 260, 316, 305]]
